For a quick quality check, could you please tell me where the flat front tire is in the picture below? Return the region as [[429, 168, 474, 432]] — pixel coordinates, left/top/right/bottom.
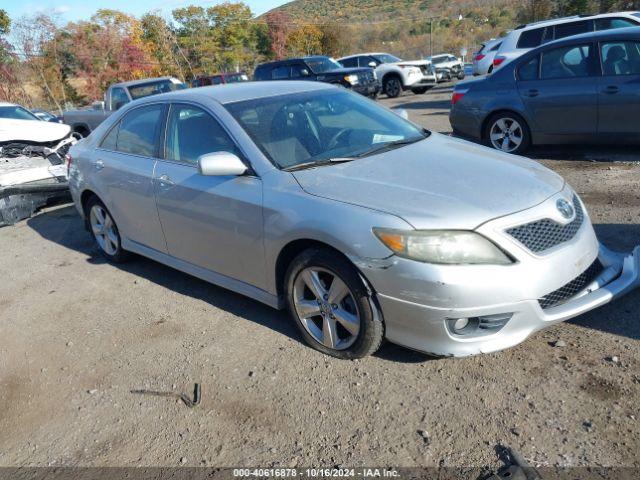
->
[[86, 196, 130, 263], [285, 248, 384, 359]]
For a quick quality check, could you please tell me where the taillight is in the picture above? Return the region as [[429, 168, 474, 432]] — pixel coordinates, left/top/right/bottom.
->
[[493, 56, 506, 67], [475, 54, 486, 61], [451, 89, 468, 105]]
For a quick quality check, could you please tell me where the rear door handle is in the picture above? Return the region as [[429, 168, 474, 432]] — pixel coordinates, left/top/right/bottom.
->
[[603, 85, 619, 94], [527, 89, 539, 97], [92, 159, 104, 171], [156, 174, 175, 188]]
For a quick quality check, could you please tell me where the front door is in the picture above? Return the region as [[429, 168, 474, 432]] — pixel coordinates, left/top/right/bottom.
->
[[518, 43, 598, 137], [597, 40, 640, 136], [153, 104, 264, 287]]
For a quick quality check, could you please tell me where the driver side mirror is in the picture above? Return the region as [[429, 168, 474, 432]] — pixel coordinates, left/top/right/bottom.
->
[[198, 152, 247, 177], [368, 61, 377, 68], [300, 68, 310, 77]]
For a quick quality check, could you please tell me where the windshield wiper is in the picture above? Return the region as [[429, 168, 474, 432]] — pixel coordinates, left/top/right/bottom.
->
[[284, 157, 354, 172], [352, 134, 428, 159]]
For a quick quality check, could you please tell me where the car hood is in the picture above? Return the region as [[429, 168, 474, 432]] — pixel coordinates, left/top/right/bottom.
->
[[391, 60, 431, 67], [0, 118, 72, 143], [292, 133, 565, 230], [324, 67, 372, 75]]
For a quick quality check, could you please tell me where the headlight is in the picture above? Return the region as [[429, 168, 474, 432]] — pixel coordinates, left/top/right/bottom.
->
[[344, 74, 359, 85], [372, 228, 513, 265]]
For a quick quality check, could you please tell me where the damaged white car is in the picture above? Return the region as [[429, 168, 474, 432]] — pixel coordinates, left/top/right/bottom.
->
[[0, 106, 79, 226]]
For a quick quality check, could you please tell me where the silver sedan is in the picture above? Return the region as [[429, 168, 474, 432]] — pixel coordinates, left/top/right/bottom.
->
[[68, 81, 640, 359]]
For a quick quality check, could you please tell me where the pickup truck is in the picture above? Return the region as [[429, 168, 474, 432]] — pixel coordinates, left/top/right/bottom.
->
[[62, 77, 186, 137]]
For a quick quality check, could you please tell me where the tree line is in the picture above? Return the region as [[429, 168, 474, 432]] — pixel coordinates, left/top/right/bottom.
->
[[0, 0, 637, 112]]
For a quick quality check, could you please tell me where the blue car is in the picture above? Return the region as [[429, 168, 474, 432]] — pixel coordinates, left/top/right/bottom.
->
[[450, 27, 640, 154]]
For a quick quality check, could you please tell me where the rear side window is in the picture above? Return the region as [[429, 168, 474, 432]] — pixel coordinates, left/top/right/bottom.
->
[[165, 105, 239, 166], [254, 67, 268, 81], [272, 66, 290, 80], [595, 18, 639, 30], [115, 104, 164, 157], [100, 123, 119, 150], [212, 76, 223, 85], [601, 41, 640, 76], [517, 27, 546, 49], [541, 44, 593, 79], [491, 42, 502, 52], [554, 20, 591, 40], [518, 56, 539, 80]]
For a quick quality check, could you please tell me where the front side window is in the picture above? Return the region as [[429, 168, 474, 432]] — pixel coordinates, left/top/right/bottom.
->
[[518, 56, 539, 80], [272, 66, 290, 80], [115, 104, 163, 157], [554, 20, 591, 40], [225, 90, 427, 170], [110, 88, 129, 110], [541, 44, 593, 79], [360, 57, 377, 68], [340, 57, 358, 68], [305, 57, 342, 73], [290, 64, 308, 78], [517, 27, 546, 49], [601, 41, 640, 76], [165, 105, 239, 166], [372, 53, 402, 64], [596, 18, 639, 30]]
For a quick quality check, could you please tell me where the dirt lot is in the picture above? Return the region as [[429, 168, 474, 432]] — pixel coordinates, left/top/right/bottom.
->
[[1, 84, 639, 472]]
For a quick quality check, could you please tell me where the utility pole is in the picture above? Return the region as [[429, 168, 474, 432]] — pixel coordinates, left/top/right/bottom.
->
[[429, 20, 433, 56]]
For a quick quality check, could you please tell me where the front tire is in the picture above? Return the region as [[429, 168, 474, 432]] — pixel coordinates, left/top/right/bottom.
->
[[285, 248, 384, 359], [383, 76, 402, 98], [86, 196, 130, 263], [484, 112, 531, 155]]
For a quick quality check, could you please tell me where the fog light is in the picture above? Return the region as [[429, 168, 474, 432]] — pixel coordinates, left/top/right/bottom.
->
[[453, 318, 469, 331]]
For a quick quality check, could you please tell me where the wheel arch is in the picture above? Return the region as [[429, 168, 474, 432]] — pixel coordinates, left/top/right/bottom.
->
[[381, 71, 403, 86], [71, 123, 91, 137]]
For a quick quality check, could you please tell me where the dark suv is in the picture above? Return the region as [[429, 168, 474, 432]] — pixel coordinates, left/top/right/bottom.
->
[[254, 56, 380, 98]]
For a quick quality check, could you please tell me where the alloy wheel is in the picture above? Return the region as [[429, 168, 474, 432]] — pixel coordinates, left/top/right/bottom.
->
[[292, 267, 361, 350], [89, 204, 119, 256], [385, 78, 401, 97], [489, 117, 523, 153]]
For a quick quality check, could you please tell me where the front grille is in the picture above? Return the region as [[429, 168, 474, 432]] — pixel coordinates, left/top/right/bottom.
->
[[506, 196, 584, 253], [538, 259, 604, 310]]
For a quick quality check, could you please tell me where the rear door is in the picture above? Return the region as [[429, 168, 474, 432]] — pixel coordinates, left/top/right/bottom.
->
[[517, 42, 598, 136], [93, 103, 167, 253], [597, 39, 640, 135], [153, 103, 264, 286]]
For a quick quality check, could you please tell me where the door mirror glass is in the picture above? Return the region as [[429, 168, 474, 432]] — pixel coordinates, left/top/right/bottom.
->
[[198, 152, 247, 176], [368, 61, 377, 68], [300, 68, 310, 77]]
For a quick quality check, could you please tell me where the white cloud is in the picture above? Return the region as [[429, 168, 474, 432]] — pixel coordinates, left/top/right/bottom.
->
[[53, 5, 70, 14]]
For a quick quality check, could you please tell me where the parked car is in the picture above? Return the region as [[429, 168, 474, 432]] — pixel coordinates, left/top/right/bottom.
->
[[450, 28, 640, 154], [0, 102, 42, 121], [63, 77, 187, 137], [337, 52, 437, 97], [472, 38, 504, 75], [254, 56, 379, 98], [493, 11, 640, 70], [31, 108, 63, 123], [428, 54, 466, 79], [68, 81, 639, 359], [192, 72, 249, 87]]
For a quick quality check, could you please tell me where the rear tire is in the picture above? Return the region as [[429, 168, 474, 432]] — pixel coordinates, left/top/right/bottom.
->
[[285, 248, 384, 359], [85, 196, 130, 263], [383, 76, 402, 98], [484, 112, 531, 155]]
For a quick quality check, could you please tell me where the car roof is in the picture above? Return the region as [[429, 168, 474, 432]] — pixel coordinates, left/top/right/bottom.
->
[[0, 102, 18, 107], [132, 81, 333, 105], [112, 77, 180, 88], [539, 25, 640, 48], [514, 11, 640, 31], [257, 56, 332, 68], [338, 52, 391, 60]]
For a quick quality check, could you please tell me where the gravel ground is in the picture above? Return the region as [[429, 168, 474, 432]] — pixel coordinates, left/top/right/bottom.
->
[[1, 84, 639, 472]]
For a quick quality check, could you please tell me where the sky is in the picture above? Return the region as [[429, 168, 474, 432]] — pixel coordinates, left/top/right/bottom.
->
[[0, 0, 288, 22]]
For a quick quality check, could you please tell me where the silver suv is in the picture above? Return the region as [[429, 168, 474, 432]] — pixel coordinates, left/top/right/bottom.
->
[[68, 82, 640, 359]]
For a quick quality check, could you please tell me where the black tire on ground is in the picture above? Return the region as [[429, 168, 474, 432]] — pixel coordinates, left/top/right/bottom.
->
[[457, 72, 466, 80], [73, 127, 90, 138], [488, 65, 494, 74], [285, 248, 384, 359], [85, 196, 131, 263], [483, 111, 532, 155], [411, 87, 430, 94], [383, 76, 402, 98]]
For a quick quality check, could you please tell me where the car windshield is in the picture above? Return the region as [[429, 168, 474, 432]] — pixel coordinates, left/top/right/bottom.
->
[[226, 73, 248, 83], [305, 57, 343, 73], [431, 56, 448, 64], [0, 105, 40, 121], [128, 80, 187, 100], [225, 89, 428, 170], [373, 54, 401, 64]]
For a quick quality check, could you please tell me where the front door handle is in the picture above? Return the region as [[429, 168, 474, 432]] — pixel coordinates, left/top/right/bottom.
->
[[603, 85, 619, 94], [93, 159, 104, 171], [157, 174, 175, 188], [527, 89, 539, 97]]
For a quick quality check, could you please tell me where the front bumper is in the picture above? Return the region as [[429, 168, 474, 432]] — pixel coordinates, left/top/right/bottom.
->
[[352, 83, 381, 96], [359, 189, 640, 357], [372, 244, 639, 357]]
